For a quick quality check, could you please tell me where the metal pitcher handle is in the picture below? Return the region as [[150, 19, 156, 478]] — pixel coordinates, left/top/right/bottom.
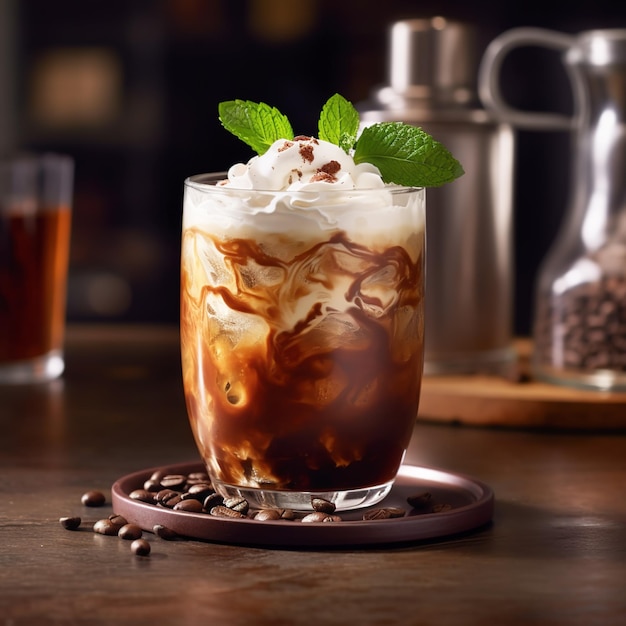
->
[[478, 27, 577, 130]]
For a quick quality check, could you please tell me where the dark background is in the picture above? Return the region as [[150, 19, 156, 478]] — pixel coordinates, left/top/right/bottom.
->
[[3, 0, 626, 333]]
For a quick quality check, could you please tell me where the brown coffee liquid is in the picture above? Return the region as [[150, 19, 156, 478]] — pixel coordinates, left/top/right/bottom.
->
[[182, 227, 424, 492], [0, 208, 71, 362]]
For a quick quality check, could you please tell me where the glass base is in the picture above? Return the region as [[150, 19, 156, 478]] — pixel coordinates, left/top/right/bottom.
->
[[424, 345, 518, 377], [532, 362, 626, 392], [212, 479, 395, 512], [0, 350, 64, 384]]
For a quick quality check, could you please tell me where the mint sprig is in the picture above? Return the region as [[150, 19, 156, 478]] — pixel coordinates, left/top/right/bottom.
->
[[218, 95, 463, 188], [318, 93, 359, 154], [354, 122, 464, 187], [218, 100, 293, 155]]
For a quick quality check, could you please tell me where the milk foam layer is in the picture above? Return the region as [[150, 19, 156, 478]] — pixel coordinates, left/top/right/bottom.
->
[[183, 137, 426, 240]]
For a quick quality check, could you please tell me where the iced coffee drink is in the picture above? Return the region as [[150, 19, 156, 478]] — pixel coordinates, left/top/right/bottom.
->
[[181, 96, 461, 510]]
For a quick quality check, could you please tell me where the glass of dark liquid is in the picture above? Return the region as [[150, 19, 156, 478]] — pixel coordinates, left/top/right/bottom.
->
[[0, 154, 73, 383], [180, 174, 425, 511]]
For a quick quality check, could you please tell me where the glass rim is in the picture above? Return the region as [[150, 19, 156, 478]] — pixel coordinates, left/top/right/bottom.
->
[[184, 172, 423, 195]]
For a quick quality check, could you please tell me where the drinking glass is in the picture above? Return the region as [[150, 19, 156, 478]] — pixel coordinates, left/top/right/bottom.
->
[[0, 154, 73, 384], [180, 173, 425, 511]]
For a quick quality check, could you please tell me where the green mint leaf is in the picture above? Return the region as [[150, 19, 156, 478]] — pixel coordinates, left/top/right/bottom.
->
[[354, 122, 464, 187], [218, 100, 294, 155], [318, 93, 359, 153]]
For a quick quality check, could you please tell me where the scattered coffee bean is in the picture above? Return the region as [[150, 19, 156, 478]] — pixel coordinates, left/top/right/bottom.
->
[[186, 483, 215, 500], [209, 505, 246, 519], [186, 472, 211, 486], [159, 474, 187, 490], [223, 497, 249, 515], [362, 507, 406, 521], [143, 479, 163, 492], [202, 492, 224, 511], [311, 497, 335, 514], [149, 470, 165, 482], [280, 509, 297, 520], [108, 514, 128, 526], [157, 491, 182, 508], [81, 490, 106, 507], [432, 503, 453, 513], [118, 523, 143, 540], [154, 489, 179, 506], [173, 499, 204, 513], [407, 491, 432, 510], [203, 492, 223, 509], [93, 518, 120, 536], [129, 489, 155, 504], [254, 509, 282, 521], [59, 516, 81, 530], [131, 539, 151, 556], [301, 512, 342, 523], [153, 524, 178, 540]]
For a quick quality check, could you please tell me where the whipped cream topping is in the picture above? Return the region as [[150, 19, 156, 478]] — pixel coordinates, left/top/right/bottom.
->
[[221, 136, 385, 191]]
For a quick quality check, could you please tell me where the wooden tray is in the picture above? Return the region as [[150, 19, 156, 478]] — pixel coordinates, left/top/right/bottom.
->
[[418, 341, 626, 430]]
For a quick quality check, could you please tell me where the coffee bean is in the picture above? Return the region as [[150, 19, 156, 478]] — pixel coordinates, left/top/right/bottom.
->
[[131, 539, 151, 556], [153, 524, 178, 540], [362, 507, 406, 520], [129, 489, 155, 504], [154, 489, 179, 505], [185, 483, 215, 500], [59, 516, 81, 530], [93, 519, 120, 536], [118, 524, 143, 540], [223, 497, 249, 515], [432, 503, 453, 513], [534, 273, 626, 373], [107, 513, 128, 530], [143, 479, 163, 492], [301, 512, 342, 523], [209, 505, 246, 519], [311, 497, 335, 514], [407, 492, 432, 510], [149, 470, 165, 483], [186, 472, 211, 486], [173, 499, 204, 513], [81, 490, 106, 507], [203, 493, 223, 509], [159, 474, 187, 490], [156, 490, 182, 508], [254, 509, 282, 521]]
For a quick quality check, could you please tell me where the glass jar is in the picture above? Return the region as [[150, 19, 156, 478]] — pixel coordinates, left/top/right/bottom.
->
[[531, 30, 626, 390]]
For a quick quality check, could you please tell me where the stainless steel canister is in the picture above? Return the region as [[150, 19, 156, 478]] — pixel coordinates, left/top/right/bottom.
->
[[358, 17, 517, 376]]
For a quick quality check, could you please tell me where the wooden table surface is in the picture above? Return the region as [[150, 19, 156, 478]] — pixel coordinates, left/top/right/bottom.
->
[[1, 325, 626, 626]]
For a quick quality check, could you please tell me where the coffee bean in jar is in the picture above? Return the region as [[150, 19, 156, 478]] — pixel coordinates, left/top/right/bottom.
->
[[532, 243, 626, 391]]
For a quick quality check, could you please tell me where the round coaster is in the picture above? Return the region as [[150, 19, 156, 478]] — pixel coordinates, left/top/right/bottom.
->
[[111, 462, 494, 548]]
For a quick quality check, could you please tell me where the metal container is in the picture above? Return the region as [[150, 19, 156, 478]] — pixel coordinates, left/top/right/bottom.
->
[[358, 17, 517, 376]]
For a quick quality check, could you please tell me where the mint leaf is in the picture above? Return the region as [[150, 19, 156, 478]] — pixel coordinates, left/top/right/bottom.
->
[[218, 100, 294, 155], [318, 93, 359, 153], [354, 122, 464, 187]]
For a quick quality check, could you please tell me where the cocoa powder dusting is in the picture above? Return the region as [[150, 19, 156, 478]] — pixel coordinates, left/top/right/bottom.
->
[[299, 143, 315, 163], [278, 141, 294, 153], [320, 160, 341, 175], [309, 171, 336, 183], [310, 160, 342, 183], [288, 169, 303, 185]]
